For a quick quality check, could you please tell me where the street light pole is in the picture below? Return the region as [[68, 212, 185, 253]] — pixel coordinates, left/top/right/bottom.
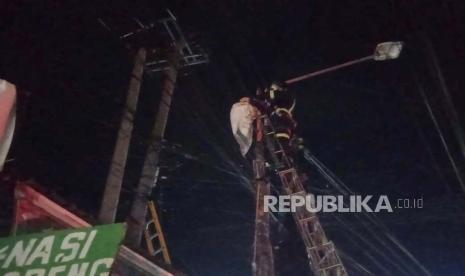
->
[[286, 41, 403, 85], [286, 55, 373, 84]]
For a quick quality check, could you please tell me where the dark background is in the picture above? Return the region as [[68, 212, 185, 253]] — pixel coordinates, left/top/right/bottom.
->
[[1, 0, 465, 275]]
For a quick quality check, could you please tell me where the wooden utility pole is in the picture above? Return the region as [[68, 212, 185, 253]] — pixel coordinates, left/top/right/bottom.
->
[[252, 116, 275, 276], [125, 48, 180, 247], [99, 48, 147, 224]]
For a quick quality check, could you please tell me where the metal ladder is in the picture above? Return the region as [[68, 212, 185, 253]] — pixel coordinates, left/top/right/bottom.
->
[[144, 200, 172, 265], [261, 114, 347, 276]]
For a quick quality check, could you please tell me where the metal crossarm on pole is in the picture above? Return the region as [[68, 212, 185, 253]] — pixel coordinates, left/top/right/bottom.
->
[[146, 12, 208, 73]]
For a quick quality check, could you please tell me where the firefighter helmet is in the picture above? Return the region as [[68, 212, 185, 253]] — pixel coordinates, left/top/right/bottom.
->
[[266, 81, 295, 112], [268, 81, 287, 100]]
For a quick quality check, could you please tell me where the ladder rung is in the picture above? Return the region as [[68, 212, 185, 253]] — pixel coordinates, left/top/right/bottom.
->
[[319, 264, 344, 271], [289, 191, 306, 197], [299, 216, 317, 223], [278, 168, 296, 175], [150, 233, 159, 240], [153, 248, 163, 256], [145, 220, 154, 228], [307, 242, 334, 252]]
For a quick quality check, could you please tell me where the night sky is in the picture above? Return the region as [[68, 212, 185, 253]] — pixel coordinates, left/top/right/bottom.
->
[[2, 1, 465, 275]]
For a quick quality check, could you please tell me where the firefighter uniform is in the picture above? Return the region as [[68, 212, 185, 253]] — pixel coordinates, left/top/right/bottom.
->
[[265, 82, 297, 152]]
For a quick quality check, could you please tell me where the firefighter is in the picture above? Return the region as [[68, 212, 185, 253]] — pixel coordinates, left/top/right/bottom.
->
[[230, 81, 302, 157], [264, 81, 298, 153]]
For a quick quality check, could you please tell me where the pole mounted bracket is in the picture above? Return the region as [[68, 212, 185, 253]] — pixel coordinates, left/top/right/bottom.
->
[[145, 10, 209, 72], [97, 9, 209, 73]]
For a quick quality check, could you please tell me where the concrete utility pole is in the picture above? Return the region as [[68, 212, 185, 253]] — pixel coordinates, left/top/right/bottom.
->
[[123, 12, 208, 248], [252, 116, 275, 276], [125, 48, 180, 247], [99, 48, 147, 224]]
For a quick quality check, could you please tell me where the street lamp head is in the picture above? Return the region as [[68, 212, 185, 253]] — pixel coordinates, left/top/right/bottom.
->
[[373, 41, 404, 61]]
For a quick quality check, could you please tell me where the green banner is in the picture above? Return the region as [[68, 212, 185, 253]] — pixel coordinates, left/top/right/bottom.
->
[[0, 223, 125, 276]]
